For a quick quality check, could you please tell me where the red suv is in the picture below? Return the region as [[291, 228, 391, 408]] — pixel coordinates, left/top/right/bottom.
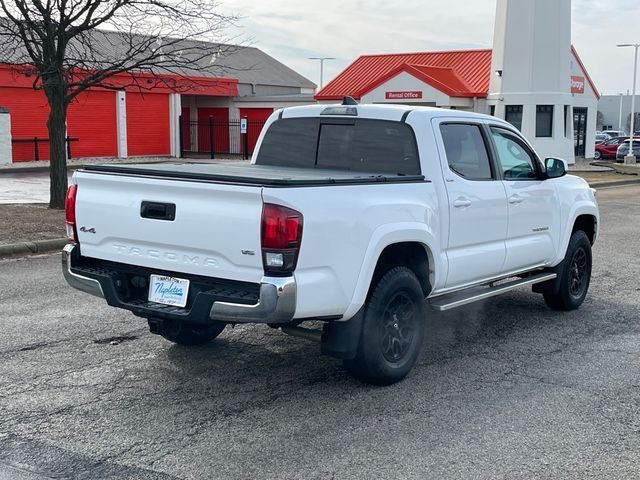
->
[[595, 136, 627, 159]]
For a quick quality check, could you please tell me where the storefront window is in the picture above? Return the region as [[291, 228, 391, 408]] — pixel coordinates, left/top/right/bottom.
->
[[536, 105, 554, 137], [505, 105, 523, 131]]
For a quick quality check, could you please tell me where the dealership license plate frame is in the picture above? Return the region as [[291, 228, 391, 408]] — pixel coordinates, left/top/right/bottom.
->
[[148, 274, 190, 308]]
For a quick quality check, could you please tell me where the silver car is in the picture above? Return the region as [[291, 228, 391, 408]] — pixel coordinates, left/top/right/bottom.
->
[[616, 139, 640, 161]]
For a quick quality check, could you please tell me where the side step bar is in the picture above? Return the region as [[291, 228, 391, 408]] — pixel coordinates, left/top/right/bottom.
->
[[428, 272, 557, 311]]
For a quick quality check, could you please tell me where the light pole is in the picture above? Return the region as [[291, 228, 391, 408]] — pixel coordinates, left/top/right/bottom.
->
[[617, 43, 639, 164], [308, 57, 335, 89]]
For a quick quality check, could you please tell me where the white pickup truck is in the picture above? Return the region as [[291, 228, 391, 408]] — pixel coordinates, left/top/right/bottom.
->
[[63, 100, 599, 385]]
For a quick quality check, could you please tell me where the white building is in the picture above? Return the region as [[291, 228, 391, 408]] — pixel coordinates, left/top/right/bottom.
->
[[598, 94, 638, 133], [316, 0, 600, 162]]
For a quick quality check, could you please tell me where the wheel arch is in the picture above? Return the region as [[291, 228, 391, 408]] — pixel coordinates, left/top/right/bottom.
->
[[572, 214, 597, 245], [340, 224, 441, 321], [370, 242, 433, 298], [552, 204, 598, 266]]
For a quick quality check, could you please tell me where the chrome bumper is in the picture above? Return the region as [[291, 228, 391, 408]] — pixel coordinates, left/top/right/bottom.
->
[[61, 244, 104, 298], [62, 244, 296, 324], [209, 276, 296, 323]]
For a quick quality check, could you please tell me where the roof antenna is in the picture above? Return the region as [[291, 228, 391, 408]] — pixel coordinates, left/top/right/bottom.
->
[[342, 96, 358, 105]]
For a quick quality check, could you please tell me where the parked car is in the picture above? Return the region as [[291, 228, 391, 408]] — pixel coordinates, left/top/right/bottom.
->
[[595, 133, 611, 144], [62, 102, 599, 385], [595, 136, 628, 159], [602, 130, 626, 138], [616, 138, 640, 161]]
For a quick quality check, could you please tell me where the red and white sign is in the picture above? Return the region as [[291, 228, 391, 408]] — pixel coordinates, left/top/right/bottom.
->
[[385, 91, 423, 100], [571, 76, 585, 94]]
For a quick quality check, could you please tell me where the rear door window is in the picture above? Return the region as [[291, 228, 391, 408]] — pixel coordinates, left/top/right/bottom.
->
[[256, 118, 420, 175], [439, 123, 493, 180]]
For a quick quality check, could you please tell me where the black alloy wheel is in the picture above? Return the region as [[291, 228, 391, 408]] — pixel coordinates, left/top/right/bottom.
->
[[344, 266, 426, 386], [568, 246, 588, 299], [543, 230, 592, 311], [380, 292, 417, 363]]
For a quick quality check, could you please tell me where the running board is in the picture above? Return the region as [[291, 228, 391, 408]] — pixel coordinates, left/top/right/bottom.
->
[[428, 272, 557, 311]]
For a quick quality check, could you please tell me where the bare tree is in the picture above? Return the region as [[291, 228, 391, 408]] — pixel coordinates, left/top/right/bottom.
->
[[596, 110, 604, 131], [0, 0, 239, 208], [627, 112, 640, 135]]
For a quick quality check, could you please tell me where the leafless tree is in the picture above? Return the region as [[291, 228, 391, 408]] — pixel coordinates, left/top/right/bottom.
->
[[0, 0, 240, 208]]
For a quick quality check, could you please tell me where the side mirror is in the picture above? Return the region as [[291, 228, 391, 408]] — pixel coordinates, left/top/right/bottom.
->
[[545, 157, 567, 179]]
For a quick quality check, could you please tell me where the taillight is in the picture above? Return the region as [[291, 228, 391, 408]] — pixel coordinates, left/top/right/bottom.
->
[[65, 184, 78, 243], [261, 203, 303, 275]]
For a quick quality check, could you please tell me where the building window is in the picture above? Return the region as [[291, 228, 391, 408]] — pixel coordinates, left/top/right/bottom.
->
[[489, 105, 496, 117], [536, 105, 554, 137], [564, 105, 571, 138], [505, 105, 523, 131]]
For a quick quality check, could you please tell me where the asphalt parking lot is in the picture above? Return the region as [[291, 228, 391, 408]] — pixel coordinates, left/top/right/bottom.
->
[[1, 185, 639, 479]]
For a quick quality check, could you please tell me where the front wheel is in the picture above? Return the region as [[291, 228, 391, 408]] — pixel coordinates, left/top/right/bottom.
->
[[594, 150, 601, 160], [344, 267, 425, 386], [543, 230, 592, 311]]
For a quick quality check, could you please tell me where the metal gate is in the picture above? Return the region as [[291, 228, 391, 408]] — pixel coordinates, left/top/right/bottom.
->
[[179, 117, 266, 159]]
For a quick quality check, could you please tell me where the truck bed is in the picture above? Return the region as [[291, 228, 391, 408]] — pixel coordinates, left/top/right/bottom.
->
[[83, 162, 426, 187]]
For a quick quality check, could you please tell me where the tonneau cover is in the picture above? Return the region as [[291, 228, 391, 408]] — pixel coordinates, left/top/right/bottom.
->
[[83, 162, 426, 187]]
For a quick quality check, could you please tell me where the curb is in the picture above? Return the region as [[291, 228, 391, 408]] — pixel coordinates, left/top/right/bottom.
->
[[0, 238, 67, 259], [0, 158, 245, 175], [590, 178, 640, 189]]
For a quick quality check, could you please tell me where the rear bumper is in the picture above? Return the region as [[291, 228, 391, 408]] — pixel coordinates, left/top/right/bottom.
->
[[61, 244, 296, 324]]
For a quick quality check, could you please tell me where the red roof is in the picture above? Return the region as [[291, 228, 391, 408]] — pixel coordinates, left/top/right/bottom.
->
[[316, 47, 600, 101], [315, 49, 492, 100]]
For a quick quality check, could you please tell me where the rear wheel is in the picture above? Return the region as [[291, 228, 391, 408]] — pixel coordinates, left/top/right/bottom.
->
[[543, 230, 592, 311], [160, 320, 226, 345], [344, 267, 425, 386]]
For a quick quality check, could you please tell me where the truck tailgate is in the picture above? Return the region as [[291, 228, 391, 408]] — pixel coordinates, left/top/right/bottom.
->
[[73, 170, 264, 283]]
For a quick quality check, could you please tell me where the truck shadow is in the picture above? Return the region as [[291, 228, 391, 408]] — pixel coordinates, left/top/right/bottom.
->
[[159, 288, 610, 394]]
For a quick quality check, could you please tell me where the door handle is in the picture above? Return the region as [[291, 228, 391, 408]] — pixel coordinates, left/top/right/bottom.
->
[[453, 198, 472, 208], [508, 195, 523, 205]]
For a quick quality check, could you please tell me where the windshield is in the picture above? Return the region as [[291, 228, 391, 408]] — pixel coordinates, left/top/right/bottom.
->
[[256, 118, 421, 175]]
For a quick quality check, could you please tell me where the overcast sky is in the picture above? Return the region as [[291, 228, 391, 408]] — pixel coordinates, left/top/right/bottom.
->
[[220, 0, 640, 95]]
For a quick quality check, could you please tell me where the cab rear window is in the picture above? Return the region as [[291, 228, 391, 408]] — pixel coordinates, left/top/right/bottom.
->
[[256, 118, 420, 175]]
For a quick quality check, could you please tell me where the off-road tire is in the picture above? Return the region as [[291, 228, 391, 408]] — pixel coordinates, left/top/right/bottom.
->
[[344, 267, 425, 386], [543, 230, 592, 311]]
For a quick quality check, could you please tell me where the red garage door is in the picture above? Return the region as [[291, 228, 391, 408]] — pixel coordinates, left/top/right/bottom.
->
[[197, 108, 229, 153], [127, 92, 170, 156], [239, 108, 273, 154], [67, 90, 117, 158], [0, 87, 50, 161]]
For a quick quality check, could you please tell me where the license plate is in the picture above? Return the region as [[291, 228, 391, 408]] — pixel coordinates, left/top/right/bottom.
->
[[148, 275, 190, 308]]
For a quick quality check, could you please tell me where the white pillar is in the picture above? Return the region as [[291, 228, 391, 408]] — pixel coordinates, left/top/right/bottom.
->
[[0, 108, 11, 164], [169, 93, 182, 158], [487, 0, 575, 163], [116, 91, 127, 159]]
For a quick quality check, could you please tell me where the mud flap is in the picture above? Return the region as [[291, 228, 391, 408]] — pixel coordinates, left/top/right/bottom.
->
[[532, 261, 564, 295], [320, 308, 364, 360]]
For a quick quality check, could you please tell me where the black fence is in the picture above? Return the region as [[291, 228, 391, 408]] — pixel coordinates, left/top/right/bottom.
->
[[179, 117, 266, 159], [11, 136, 79, 161]]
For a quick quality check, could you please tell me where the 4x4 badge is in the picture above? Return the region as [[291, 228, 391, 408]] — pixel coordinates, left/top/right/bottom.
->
[[79, 226, 96, 234]]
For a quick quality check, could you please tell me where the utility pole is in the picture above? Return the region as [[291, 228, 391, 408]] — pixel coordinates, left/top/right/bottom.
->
[[308, 57, 335, 89]]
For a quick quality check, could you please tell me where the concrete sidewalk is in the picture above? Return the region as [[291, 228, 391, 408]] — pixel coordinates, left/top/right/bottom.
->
[[0, 155, 243, 174]]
